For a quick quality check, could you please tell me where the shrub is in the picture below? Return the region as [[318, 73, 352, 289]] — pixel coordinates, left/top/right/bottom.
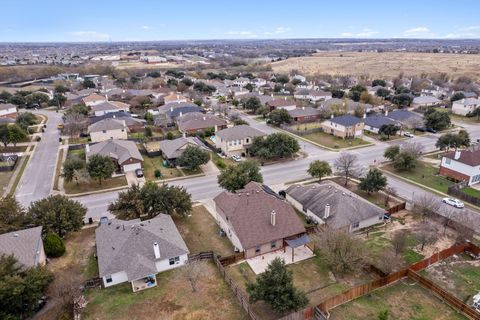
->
[[43, 232, 66, 257], [214, 158, 226, 169], [166, 132, 174, 140], [36, 136, 41, 142], [154, 169, 162, 178]]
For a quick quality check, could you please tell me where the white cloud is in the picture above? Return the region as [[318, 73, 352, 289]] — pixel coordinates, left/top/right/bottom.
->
[[141, 26, 151, 30], [458, 25, 480, 32], [403, 27, 434, 37], [226, 31, 257, 38], [263, 26, 292, 36], [443, 26, 480, 39], [70, 31, 110, 41], [340, 28, 379, 38]]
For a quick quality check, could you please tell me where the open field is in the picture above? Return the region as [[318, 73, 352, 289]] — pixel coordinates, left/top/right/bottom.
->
[[328, 279, 467, 320], [82, 262, 248, 320], [271, 51, 480, 78]]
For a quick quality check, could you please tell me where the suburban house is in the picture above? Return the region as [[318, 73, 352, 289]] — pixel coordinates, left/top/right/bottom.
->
[[412, 96, 440, 108], [321, 98, 373, 115], [82, 93, 107, 106], [0, 103, 17, 119], [88, 118, 129, 142], [286, 181, 385, 231], [294, 89, 332, 102], [439, 149, 480, 186], [91, 101, 130, 117], [0, 226, 46, 268], [288, 107, 321, 123], [95, 215, 189, 292], [233, 77, 250, 87], [229, 86, 250, 97], [163, 93, 187, 104], [452, 98, 480, 116], [86, 139, 143, 172], [321, 114, 365, 139], [213, 182, 307, 259], [89, 112, 145, 133], [159, 136, 209, 166], [177, 112, 228, 135], [386, 109, 423, 128], [241, 92, 274, 106], [364, 115, 399, 134], [266, 98, 297, 111], [367, 85, 385, 96], [215, 125, 266, 156]]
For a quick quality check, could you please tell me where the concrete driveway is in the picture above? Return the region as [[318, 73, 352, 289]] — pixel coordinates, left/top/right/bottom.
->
[[125, 171, 145, 186], [247, 246, 315, 274]]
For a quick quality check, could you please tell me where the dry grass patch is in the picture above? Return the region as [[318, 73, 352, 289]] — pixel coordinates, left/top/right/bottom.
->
[[64, 176, 127, 194]]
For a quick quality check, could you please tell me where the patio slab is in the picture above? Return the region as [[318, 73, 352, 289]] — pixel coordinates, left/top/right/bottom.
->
[[247, 246, 315, 274]]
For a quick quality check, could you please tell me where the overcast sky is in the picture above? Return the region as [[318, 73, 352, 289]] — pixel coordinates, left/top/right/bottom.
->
[[2, 0, 480, 42]]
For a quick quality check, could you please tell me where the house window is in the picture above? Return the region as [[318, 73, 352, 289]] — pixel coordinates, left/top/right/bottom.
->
[[352, 221, 360, 228], [445, 158, 451, 165], [169, 256, 180, 265], [271, 241, 277, 249], [255, 246, 261, 253], [246, 138, 249, 143], [105, 275, 113, 283], [102, 130, 107, 133]]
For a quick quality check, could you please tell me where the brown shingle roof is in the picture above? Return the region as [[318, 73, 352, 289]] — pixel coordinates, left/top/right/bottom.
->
[[267, 98, 296, 108], [443, 149, 480, 167], [214, 182, 305, 249]]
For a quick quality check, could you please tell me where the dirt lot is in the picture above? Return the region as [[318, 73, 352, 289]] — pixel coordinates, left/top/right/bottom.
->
[[82, 261, 248, 320], [271, 51, 480, 78], [328, 278, 467, 320], [423, 253, 480, 305]]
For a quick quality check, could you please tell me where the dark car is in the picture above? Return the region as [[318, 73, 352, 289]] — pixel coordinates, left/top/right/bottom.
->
[[415, 127, 426, 132], [135, 168, 144, 178], [426, 128, 437, 133]]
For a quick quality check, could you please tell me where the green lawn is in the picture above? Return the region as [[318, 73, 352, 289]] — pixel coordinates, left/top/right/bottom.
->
[[0, 170, 15, 194], [462, 187, 480, 198], [363, 130, 404, 141], [67, 148, 85, 160], [142, 155, 182, 180], [69, 137, 90, 144], [8, 154, 30, 196], [53, 149, 64, 191], [329, 279, 467, 320], [302, 132, 369, 149], [64, 176, 127, 194], [383, 161, 454, 194], [82, 262, 248, 320]]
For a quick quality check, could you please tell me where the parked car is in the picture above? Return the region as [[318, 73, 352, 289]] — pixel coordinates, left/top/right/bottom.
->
[[415, 127, 426, 132], [442, 197, 464, 208], [426, 128, 437, 133], [135, 168, 144, 178], [231, 155, 242, 162], [403, 132, 414, 138]]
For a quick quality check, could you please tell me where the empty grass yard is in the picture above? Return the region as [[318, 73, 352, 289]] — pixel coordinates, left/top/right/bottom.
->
[[82, 262, 248, 320], [143, 155, 182, 181], [64, 176, 127, 194], [328, 279, 467, 320], [302, 132, 369, 149], [383, 161, 454, 194], [174, 205, 234, 257]]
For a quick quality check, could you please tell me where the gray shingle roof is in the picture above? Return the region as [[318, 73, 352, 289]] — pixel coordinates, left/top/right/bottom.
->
[[286, 181, 385, 230], [88, 118, 128, 133], [288, 107, 321, 118], [0, 103, 17, 111], [91, 101, 129, 112], [364, 115, 398, 129], [413, 96, 440, 105], [329, 114, 363, 126], [387, 110, 422, 123], [95, 215, 189, 280], [159, 137, 208, 159], [177, 112, 227, 132], [0, 226, 44, 268], [216, 125, 265, 142], [87, 140, 143, 165], [214, 182, 305, 249]]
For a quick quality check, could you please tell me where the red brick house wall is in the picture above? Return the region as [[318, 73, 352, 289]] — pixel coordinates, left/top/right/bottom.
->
[[439, 166, 470, 182]]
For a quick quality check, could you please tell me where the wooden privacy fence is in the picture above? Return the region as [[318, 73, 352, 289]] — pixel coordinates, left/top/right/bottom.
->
[[387, 201, 406, 214], [316, 242, 480, 319], [218, 251, 245, 267], [448, 183, 480, 207]]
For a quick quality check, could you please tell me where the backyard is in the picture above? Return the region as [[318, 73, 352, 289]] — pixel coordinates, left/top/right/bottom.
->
[[82, 261, 248, 320], [142, 154, 182, 181], [173, 204, 234, 257], [328, 279, 467, 320], [382, 161, 454, 194]]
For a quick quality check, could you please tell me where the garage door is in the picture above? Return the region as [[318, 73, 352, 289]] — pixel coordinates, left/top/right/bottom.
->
[[123, 163, 141, 172]]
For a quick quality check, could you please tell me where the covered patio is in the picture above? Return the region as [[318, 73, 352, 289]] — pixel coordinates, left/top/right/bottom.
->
[[247, 235, 315, 274], [131, 274, 157, 292]]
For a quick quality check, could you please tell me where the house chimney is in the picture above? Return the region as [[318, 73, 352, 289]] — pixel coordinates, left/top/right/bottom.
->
[[170, 106, 173, 112], [454, 150, 461, 160], [363, 113, 367, 119], [324, 204, 331, 219], [302, 106, 305, 110], [270, 210, 276, 226], [153, 242, 160, 259], [203, 116, 206, 121], [330, 114, 334, 119], [180, 111, 183, 117], [105, 94, 108, 101], [385, 109, 389, 116]]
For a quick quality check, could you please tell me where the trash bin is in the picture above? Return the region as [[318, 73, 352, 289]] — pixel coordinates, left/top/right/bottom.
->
[[88, 217, 93, 224]]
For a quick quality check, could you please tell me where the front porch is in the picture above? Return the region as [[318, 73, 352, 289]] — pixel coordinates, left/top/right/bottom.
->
[[131, 275, 157, 292], [247, 244, 315, 275]]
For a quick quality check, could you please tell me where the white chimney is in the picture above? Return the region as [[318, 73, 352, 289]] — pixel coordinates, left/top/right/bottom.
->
[[363, 113, 367, 119], [203, 116, 206, 121], [170, 106, 173, 112], [105, 94, 108, 101], [153, 242, 160, 259], [270, 210, 276, 226], [179, 111, 183, 117], [385, 109, 389, 116], [302, 106, 305, 110], [454, 150, 461, 160], [324, 204, 331, 219], [330, 114, 334, 119]]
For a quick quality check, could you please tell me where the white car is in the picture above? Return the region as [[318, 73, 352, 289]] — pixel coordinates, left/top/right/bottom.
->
[[403, 132, 414, 138], [442, 197, 464, 208], [231, 155, 242, 162]]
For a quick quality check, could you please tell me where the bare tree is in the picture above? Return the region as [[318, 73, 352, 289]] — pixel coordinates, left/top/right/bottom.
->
[[440, 208, 456, 236], [334, 152, 360, 187], [181, 259, 208, 292], [314, 227, 368, 274], [64, 112, 88, 137], [415, 222, 438, 251], [383, 185, 397, 207], [401, 142, 424, 158], [73, 168, 90, 185], [50, 272, 84, 318], [453, 214, 475, 243], [391, 230, 407, 256], [413, 194, 441, 221], [375, 247, 403, 274]]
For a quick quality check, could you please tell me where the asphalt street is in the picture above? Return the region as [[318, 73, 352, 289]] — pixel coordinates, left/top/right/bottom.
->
[[15, 110, 62, 208]]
